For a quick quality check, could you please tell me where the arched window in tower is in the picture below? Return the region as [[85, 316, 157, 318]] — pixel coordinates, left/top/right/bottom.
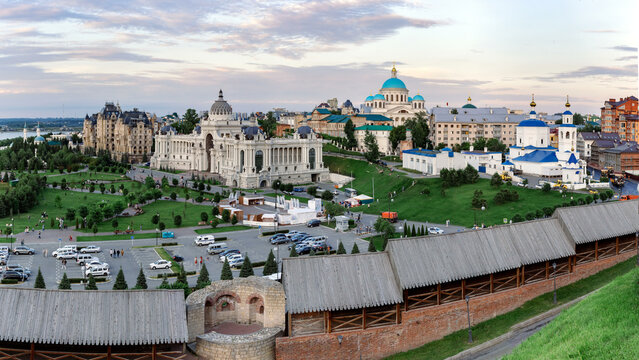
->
[[566, 132, 570, 139], [240, 150, 245, 172], [255, 150, 263, 172], [309, 148, 316, 170]]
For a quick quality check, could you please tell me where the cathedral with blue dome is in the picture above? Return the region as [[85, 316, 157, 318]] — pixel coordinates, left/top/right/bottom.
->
[[362, 65, 426, 126]]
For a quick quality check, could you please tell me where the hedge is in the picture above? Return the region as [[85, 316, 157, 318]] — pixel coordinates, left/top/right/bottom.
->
[[262, 230, 289, 236], [252, 261, 266, 268], [1, 279, 19, 284], [161, 242, 178, 246], [215, 237, 227, 241], [154, 271, 196, 279], [69, 277, 109, 284]]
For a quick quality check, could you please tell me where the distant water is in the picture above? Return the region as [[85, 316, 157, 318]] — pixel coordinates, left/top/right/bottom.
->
[[0, 131, 72, 141]]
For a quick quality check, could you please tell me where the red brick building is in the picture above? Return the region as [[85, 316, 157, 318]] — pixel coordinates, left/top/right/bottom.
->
[[601, 96, 638, 141]]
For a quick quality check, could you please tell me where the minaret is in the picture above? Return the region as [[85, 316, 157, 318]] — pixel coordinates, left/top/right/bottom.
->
[[36, 122, 41, 137], [23, 122, 27, 141], [529, 94, 537, 119]]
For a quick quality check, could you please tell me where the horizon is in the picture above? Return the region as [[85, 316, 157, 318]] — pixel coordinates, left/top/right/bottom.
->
[[0, 0, 636, 118]]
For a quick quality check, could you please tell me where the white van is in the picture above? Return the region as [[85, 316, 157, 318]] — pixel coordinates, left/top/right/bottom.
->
[[207, 242, 228, 255], [62, 245, 78, 252], [86, 265, 109, 277], [76, 254, 98, 265], [194, 235, 215, 246]]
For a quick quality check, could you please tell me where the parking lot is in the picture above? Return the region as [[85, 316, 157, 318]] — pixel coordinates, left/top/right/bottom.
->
[[0, 222, 374, 289]]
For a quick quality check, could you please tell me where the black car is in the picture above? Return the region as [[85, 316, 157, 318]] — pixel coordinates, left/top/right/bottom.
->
[[270, 237, 289, 245], [2, 270, 27, 281], [307, 219, 321, 227], [172, 255, 184, 262], [296, 245, 313, 255]]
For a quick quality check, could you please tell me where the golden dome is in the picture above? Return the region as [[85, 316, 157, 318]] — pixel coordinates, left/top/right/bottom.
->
[[467, 96, 472, 102], [565, 95, 571, 108], [530, 94, 536, 108]]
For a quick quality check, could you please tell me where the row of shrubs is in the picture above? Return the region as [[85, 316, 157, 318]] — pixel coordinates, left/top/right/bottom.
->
[[511, 196, 600, 222], [262, 229, 289, 236]]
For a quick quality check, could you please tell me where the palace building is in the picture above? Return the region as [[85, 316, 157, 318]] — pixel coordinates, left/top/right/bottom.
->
[[151, 90, 328, 188]]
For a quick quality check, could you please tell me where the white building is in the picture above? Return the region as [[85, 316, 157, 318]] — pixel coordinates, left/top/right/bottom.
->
[[361, 65, 427, 126], [151, 90, 328, 188], [402, 148, 466, 175]]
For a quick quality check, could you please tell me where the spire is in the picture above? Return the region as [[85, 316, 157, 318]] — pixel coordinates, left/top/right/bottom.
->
[[218, 89, 224, 100], [565, 95, 571, 108], [467, 95, 472, 103], [391, 63, 397, 78], [530, 93, 536, 108]]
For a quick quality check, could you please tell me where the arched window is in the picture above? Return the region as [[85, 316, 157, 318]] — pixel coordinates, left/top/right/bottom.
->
[[255, 150, 263, 172], [240, 150, 244, 172], [309, 148, 316, 170]]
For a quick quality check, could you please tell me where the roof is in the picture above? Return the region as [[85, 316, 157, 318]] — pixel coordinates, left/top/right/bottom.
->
[[314, 108, 331, 114], [502, 160, 514, 165], [512, 150, 559, 163], [282, 253, 403, 314], [555, 200, 639, 244], [387, 218, 575, 289], [462, 103, 477, 109], [413, 94, 424, 101], [353, 114, 392, 122], [559, 124, 576, 128], [431, 107, 528, 124], [510, 145, 557, 150], [603, 142, 639, 154], [34, 136, 45, 142], [324, 115, 350, 123], [518, 119, 548, 127], [365, 95, 374, 102], [381, 78, 406, 89], [563, 110, 573, 115], [0, 289, 188, 346], [567, 153, 578, 164], [403, 148, 440, 157], [373, 94, 385, 100], [355, 125, 393, 131]]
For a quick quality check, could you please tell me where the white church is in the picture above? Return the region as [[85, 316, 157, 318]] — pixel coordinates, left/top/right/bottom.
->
[[506, 96, 584, 183]]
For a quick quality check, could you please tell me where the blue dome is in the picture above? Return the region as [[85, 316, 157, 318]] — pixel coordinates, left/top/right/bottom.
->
[[413, 94, 424, 101], [34, 136, 45, 142], [297, 126, 313, 135], [441, 147, 453, 152], [373, 94, 385, 100], [529, 110, 537, 115], [408, 97, 412, 102], [518, 119, 547, 127], [563, 110, 573, 115], [365, 95, 374, 102], [381, 78, 406, 89]]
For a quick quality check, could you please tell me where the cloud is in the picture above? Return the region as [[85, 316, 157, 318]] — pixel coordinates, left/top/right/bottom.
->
[[0, 3, 94, 22], [584, 29, 618, 33], [616, 55, 637, 62], [526, 64, 637, 82], [609, 45, 637, 52]]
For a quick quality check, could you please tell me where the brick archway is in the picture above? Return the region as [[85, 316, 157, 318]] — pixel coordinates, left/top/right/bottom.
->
[[204, 291, 241, 329]]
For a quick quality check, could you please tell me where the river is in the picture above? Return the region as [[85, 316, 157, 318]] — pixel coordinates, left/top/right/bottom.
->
[[0, 131, 73, 141]]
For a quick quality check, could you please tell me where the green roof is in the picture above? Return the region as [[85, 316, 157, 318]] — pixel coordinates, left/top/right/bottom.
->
[[355, 125, 393, 131], [462, 103, 477, 109]]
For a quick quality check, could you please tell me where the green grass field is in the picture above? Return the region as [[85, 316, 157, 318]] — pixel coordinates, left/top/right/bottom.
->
[[194, 225, 252, 235], [0, 188, 121, 233], [76, 233, 161, 242], [85, 200, 214, 232], [264, 193, 310, 204], [47, 171, 126, 183], [324, 156, 589, 227], [387, 256, 637, 360], [322, 143, 363, 156], [504, 267, 639, 360]]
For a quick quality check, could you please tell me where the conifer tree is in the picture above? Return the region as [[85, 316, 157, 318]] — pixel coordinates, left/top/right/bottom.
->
[[220, 258, 233, 280], [134, 267, 148, 289], [336, 242, 346, 255], [157, 274, 171, 289], [85, 274, 98, 290], [58, 273, 71, 290], [239, 255, 254, 278], [309, 249, 316, 256], [289, 247, 298, 257], [262, 250, 278, 276], [176, 264, 187, 285], [403, 222, 409, 236], [367, 240, 377, 252], [382, 237, 389, 251], [351, 242, 360, 254], [421, 225, 426, 236], [196, 263, 211, 289], [113, 268, 128, 290], [34, 268, 45, 289]]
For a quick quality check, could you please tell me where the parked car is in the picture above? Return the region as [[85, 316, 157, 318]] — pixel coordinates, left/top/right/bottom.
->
[[194, 235, 215, 246], [221, 252, 243, 263], [149, 260, 172, 270], [428, 226, 444, 235], [307, 219, 321, 227], [295, 245, 313, 255], [228, 256, 244, 268], [207, 243, 229, 255], [76, 254, 99, 265], [85, 260, 109, 270], [56, 250, 78, 259], [2, 270, 27, 281], [0, 254, 7, 266], [162, 231, 175, 238], [53, 246, 77, 257], [61, 245, 78, 252], [219, 249, 240, 262], [285, 230, 302, 238], [86, 266, 110, 277], [172, 255, 184, 262], [80, 245, 101, 253], [5, 264, 31, 277], [269, 233, 287, 241], [270, 236, 290, 245], [12, 246, 34, 255]]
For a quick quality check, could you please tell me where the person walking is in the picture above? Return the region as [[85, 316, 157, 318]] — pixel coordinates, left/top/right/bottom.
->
[[194, 257, 197, 266], [120, 249, 124, 257], [109, 249, 113, 257], [38, 231, 41, 239]]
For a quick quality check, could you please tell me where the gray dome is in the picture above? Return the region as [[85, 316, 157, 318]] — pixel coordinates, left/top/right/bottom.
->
[[297, 126, 313, 135], [209, 89, 233, 116], [242, 126, 262, 139]]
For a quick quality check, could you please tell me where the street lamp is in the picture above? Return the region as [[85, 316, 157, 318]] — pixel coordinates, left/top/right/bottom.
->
[[481, 205, 486, 228], [465, 295, 473, 343], [10, 218, 14, 251], [552, 262, 557, 304], [155, 228, 159, 247]]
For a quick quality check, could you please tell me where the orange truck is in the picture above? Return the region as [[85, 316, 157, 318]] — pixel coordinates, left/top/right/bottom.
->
[[620, 195, 638, 201], [381, 211, 398, 223]]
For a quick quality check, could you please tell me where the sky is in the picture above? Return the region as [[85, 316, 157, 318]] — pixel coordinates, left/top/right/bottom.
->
[[0, 0, 637, 118]]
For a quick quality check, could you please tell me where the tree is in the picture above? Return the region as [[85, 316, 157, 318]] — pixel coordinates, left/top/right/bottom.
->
[[111, 219, 118, 230], [259, 111, 277, 138], [307, 186, 318, 197], [134, 267, 148, 289], [220, 259, 233, 280], [34, 268, 45, 289], [58, 273, 71, 290], [231, 214, 238, 225], [289, 247, 299, 257], [491, 172, 502, 186], [113, 268, 128, 290], [210, 219, 219, 228], [159, 222, 166, 231], [374, 217, 395, 241], [78, 205, 89, 219], [200, 212, 209, 222], [471, 189, 486, 209], [214, 192, 222, 203], [174, 215, 182, 226], [172, 178, 179, 186], [512, 214, 524, 222], [309, 249, 316, 256], [344, 119, 357, 149], [363, 131, 380, 163], [263, 250, 278, 276], [196, 263, 211, 289], [405, 112, 431, 149], [85, 274, 98, 290], [599, 192, 608, 201], [573, 113, 584, 125], [212, 206, 220, 217], [367, 240, 377, 252], [92, 224, 98, 235], [324, 202, 345, 218], [321, 191, 334, 201], [336, 242, 346, 254], [389, 125, 407, 153], [411, 224, 416, 237], [239, 255, 254, 277], [351, 243, 360, 254], [222, 209, 231, 223], [151, 214, 160, 225], [54, 195, 62, 208], [176, 264, 187, 285], [542, 183, 551, 193]]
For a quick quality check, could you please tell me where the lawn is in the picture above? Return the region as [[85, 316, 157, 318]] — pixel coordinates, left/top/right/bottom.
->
[[504, 267, 639, 360], [76, 233, 161, 242], [155, 247, 180, 273], [264, 193, 310, 204], [194, 225, 252, 235], [387, 256, 637, 360], [322, 143, 363, 157], [46, 171, 126, 183], [324, 156, 589, 227], [84, 200, 214, 233], [0, 188, 121, 233]]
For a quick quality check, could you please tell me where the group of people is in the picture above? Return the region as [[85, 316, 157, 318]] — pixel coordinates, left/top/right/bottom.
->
[[109, 249, 124, 258]]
